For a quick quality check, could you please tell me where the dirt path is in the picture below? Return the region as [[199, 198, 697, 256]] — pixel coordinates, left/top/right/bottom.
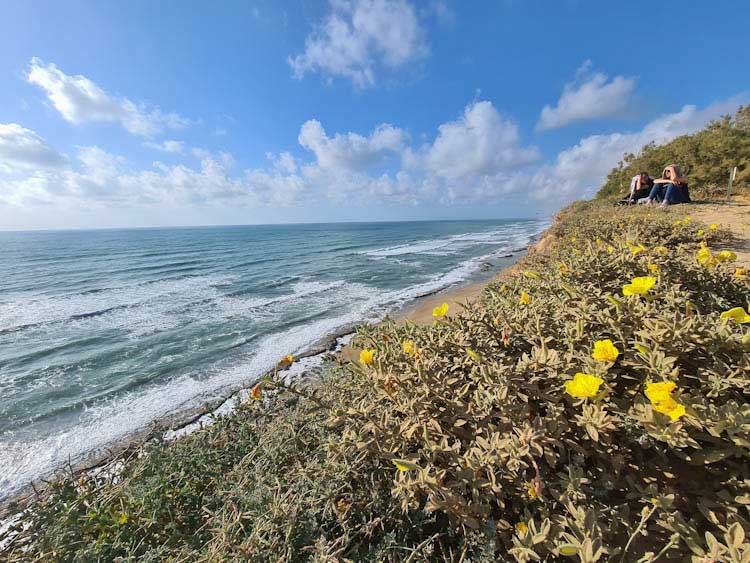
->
[[690, 195, 750, 267]]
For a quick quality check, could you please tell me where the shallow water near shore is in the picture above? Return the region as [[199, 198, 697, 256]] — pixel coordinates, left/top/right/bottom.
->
[[0, 218, 548, 499]]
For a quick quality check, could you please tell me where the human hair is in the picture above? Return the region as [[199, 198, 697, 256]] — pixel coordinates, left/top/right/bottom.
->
[[662, 164, 684, 182]]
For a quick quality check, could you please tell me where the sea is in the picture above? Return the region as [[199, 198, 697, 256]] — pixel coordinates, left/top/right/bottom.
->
[[0, 218, 548, 500]]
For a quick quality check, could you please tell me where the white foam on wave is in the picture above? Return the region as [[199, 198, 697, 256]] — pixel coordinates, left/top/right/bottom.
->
[[0, 274, 234, 333], [360, 222, 545, 258], [0, 219, 552, 499]]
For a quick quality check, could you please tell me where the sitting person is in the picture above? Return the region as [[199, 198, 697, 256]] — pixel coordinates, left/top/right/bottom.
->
[[646, 165, 691, 207], [628, 171, 654, 204]]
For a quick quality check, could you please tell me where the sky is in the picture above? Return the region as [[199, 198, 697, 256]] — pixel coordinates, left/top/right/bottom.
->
[[0, 0, 748, 230]]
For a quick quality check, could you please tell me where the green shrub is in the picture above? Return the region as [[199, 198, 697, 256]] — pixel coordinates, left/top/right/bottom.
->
[[596, 106, 750, 200]]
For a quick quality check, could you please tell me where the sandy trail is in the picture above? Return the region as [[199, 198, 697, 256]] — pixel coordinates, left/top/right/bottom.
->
[[690, 195, 750, 268]]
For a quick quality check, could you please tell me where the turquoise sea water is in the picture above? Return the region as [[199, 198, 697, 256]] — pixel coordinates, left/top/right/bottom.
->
[[0, 218, 547, 498]]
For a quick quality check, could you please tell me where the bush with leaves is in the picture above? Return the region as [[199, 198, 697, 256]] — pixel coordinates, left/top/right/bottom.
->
[[2, 203, 749, 561]]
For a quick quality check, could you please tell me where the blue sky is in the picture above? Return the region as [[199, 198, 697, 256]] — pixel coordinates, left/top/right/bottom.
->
[[0, 0, 747, 230]]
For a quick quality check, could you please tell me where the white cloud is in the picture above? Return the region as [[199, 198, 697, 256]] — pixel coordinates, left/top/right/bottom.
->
[[0, 123, 67, 173], [2, 95, 745, 218], [143, 140, 185, 154], [536, 61, 636, 131], [288, 0, 427, 87], [27, 58, 190, 137], [408, 101, 540, 180], [298, 119, 406, 171]]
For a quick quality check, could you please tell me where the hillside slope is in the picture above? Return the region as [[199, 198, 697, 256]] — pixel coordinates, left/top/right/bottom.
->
[[596, 106, 750, 200]]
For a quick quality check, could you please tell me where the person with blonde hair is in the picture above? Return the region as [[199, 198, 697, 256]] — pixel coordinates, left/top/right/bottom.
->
[[646, 164, 691, 207]]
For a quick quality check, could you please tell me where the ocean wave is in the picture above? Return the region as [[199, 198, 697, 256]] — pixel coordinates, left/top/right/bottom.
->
[[0, 219, 553, 500], [360, 222, 544, 258]]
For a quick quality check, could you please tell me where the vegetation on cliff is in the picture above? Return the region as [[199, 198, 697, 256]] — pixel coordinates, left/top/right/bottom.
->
[[596, 106, 750, 200], [3, 201, 749, 561]]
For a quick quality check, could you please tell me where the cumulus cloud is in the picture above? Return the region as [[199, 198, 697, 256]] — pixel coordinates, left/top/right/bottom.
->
[[0, 123, 67, 173], [407, 101, 540, 180], [298, 119, 406, 171], [288, 0, 428, 87], [27, 58, 190, 137], [2, 95, 745, 216], [536, 61, 636, 131]]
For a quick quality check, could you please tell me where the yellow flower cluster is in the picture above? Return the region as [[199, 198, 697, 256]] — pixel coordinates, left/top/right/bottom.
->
[[402, 340, 418, 356], [622, 276, 656, 296], [645, 381, 686, 421], [432, 302, 449, 318], [721, 307, 750, 324], [592, 339, 619, 362], [359, 349, 375, 365], [564, 373, 603, 399], [519, 291, 531, 305], [627, 242, 647, 256], [716, 250, 737, 262]]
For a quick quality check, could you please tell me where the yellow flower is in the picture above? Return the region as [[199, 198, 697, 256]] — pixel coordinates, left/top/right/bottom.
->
[[402, 339, 417, 356], [673, 220, 682, 227], [359, 349, 375, 365], [515, 522, 529, 536], [696, 247, 713, 266], [432, 302, 449, 318], [519, 291, 531, 305], [564, 372, 603, 399], [645, 381, 686, 421], [627, 242, 647, 256], [720, 307, 750, 324], [622, 276, 656, 296], [683, 216, 692, 225], [279, 354, 295, 366], [570, 236, 577, 243], [735, 268, 747, 280], [558, 262, 569, 273], [648, 263, 659, 273], [716, 250, 737, 262], [466, 348, 482, 362], [697, 229, 705, 236], [654, 246, 669, 255], [392, 459, 419, 472], [709, 223, 718, 230], [523, 270, 540, 279], [592, 339, 619, 362], [250, 383, 263, 401], [117, 512, 129, 525], [499, 283, 510, 292], [645, 381, 675, 402], [526, 481, 540, 500], [606, 245, 615, 253]]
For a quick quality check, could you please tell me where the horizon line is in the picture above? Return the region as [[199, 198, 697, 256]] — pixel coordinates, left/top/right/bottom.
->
[[0, 214, 550, 235]]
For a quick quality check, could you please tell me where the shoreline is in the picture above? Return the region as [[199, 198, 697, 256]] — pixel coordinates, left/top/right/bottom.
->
[[0, 229, 548, 516]]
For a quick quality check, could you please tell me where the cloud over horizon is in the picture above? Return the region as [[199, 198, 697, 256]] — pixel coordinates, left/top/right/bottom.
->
[[3, 92, 744, 217]]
